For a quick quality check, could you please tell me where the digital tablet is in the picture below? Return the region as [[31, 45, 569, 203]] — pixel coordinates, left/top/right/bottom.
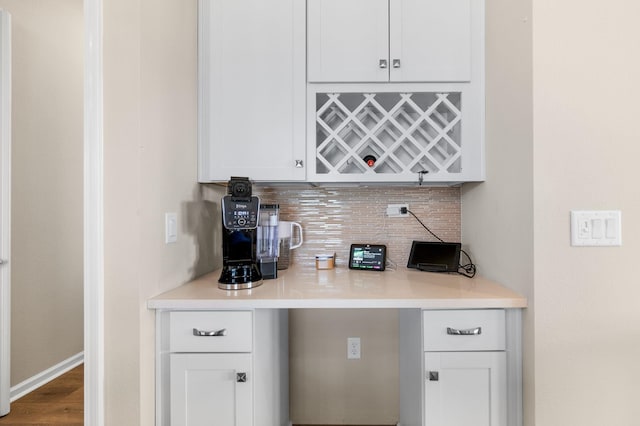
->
[[349, 244, 386, 271]]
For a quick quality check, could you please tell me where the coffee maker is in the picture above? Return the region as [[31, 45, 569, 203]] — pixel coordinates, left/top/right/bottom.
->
[[218, 177, 263, 290]]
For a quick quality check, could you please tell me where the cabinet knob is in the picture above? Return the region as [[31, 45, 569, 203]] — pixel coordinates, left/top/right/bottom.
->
[[428, 371, 439, 382], [392, 59, 401, 68], [236, 372, 247, 383], [295, 159, 304, 168], [379, 59, 388, 69]]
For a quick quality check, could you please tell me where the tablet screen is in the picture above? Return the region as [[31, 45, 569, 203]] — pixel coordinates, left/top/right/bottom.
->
[[349, 244, 386, 271]]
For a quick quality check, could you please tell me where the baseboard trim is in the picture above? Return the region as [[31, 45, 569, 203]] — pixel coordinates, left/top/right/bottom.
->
[[10, 352, 84, 402]]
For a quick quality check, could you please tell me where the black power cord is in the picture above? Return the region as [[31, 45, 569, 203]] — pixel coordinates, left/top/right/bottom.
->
[[405, 208, 477, 278]]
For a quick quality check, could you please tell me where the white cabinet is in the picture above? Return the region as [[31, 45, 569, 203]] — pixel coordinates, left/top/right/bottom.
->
[[421, 310, 507, 426], [399, 309, 513, 426], [424, 352, 506, 426], [156, 308, 519, 426], [156, 310, 288, 426], [307, 0, 485, 183], [170, 353, 253, 426], [197, 0, 306, 182], [307, 0, 479, 83], [197, 0, 484, 184], [308, 0, 389, 82]]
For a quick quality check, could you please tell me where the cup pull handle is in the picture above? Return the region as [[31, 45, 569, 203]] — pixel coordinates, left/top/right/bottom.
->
[[193, 328, 227, 337], [447, 327, 481, 336]]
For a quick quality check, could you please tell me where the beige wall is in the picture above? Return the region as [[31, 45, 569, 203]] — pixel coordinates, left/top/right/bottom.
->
[[532, 1, 640, 424], [289, 309, 399, 425], [464, 1, 640, 425], [461, 0, 534, 423], [2, 0, 83, 385], [103, 0, 225, 424]]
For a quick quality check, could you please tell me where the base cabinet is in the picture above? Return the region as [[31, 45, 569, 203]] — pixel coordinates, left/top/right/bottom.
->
[[156, 309, 288, 426], [399, 309, 519, 426], [156, 308, 520, 426], [170, 354, 253, 426], [424, 352, 506, 426]]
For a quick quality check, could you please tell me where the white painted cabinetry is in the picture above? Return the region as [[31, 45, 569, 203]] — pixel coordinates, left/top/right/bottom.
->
[[157, 310, 288, 426], [197, 0, 306, 182], [308, 0, 477, 83], [307, 0, 390, 82], [197, 0, 485, 184], [424, 352, 506, 426], [306, 0, 485, 183], [170, 353, 253, 426], [400, 309, 514, 426], [422, 309, 507, 426]]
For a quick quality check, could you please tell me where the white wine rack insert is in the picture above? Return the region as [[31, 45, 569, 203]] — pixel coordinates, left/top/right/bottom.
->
[[315, 92, 463, 178]]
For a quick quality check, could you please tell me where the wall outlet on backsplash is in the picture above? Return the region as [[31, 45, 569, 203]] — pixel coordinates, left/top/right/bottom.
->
[[386, 204, 409, 217]]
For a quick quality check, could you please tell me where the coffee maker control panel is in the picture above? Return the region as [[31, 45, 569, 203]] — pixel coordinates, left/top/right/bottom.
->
[[222, 195, 260, 230]]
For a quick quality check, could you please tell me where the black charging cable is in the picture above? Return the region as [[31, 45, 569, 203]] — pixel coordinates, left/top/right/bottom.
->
[[405, 208, 477, 278]]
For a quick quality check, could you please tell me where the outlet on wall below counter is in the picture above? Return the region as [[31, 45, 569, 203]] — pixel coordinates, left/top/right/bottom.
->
[[347, 337, 361, 360]]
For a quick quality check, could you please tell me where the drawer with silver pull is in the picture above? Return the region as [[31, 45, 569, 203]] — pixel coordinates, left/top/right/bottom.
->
[[169, 311, 253, 353], [422, 309, 505, 351]]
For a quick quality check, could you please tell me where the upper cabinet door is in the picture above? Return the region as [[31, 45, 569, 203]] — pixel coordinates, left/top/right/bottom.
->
[[198, 0, 306, 182], [307, 0, 389, 82], [389, 0, 472, 82], [307, 0, 477, 84]]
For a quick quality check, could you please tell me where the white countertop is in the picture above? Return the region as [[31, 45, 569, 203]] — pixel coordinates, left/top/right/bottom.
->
[[148, 265, 527, 310]]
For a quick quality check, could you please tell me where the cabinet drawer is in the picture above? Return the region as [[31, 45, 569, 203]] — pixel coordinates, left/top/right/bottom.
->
[[169, 311, 253, 353], [423, 309, 505, 351]]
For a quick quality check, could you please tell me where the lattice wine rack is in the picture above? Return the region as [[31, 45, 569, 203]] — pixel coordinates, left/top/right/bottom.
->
[[315, 92, 463, 179]]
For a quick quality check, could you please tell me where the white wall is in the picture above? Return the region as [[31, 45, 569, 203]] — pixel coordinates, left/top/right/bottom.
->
[[1, 0, 83, 385]]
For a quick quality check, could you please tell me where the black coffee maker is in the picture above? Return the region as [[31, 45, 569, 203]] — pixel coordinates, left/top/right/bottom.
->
[[218, 177, 263, 290]]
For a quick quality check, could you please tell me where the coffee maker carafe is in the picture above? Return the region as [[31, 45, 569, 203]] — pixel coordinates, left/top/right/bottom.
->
[[218, 177, 263, 290]]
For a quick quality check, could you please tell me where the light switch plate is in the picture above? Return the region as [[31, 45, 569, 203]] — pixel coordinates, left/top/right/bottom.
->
[[165, 212, 177, 244], [570, 210, 621, 246]]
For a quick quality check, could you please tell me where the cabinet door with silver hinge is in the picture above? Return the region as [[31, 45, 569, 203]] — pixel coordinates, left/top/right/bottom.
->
[[170, 353, 253, 426], [424, 351, 506, 426]]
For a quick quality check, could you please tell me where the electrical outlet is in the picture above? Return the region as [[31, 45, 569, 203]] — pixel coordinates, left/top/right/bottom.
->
[[347, 337, 361, 359], [386, 204, 409, 217]]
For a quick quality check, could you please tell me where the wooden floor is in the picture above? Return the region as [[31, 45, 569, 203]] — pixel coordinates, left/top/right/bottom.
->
[[0, 364, 83, 425]]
